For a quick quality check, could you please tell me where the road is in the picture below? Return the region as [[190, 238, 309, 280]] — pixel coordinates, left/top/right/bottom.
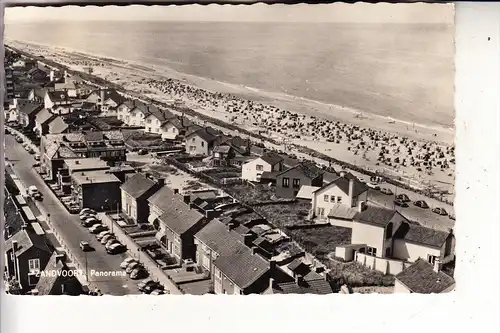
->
[[5, 133, 141, 295]]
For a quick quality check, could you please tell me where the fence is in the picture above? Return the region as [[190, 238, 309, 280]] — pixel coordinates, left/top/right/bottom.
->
[[100, 214, 183, 295]]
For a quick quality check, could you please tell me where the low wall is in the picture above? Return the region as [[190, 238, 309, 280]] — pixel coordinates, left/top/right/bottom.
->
[[100, 214, 183, 295], [355, 252, 410, 275], [328, 217, 354, 229], [285, 223, 330, 230], [335, 244, 366, 262]]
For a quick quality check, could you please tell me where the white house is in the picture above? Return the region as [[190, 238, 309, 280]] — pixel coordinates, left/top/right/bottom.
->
[[117, 100, 135, 122], [44, 90, 72, 110], [160, 116, 192, 141], [86, 88, 124, 116], [310, 172, 368, 220], [125, 101, 149, 126], [241, 153, 284, 182]]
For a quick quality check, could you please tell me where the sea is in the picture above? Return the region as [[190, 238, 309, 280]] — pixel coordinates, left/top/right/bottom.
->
[[5, 21, 455, 128]]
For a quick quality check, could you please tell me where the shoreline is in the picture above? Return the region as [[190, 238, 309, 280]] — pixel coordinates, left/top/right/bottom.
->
[[8, 40, 456, 197]]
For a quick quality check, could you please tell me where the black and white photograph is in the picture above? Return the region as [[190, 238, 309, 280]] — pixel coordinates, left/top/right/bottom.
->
[[2, 3, 457, 296]]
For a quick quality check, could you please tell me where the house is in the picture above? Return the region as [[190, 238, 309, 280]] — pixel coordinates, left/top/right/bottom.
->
[[4, 226, 53, 293], [211, 136, 251, 166], [72, 170, 121, 212], [275, 162, 324, 198], [47, 116, 69, 134], [394, 258, 455, 294], [266, 270, 334, 295], [310, 172, 368, 220], [29, 88, 50, 103], [160, 115, 192, 141], [74, 83, 95, 99], [143, 106, 175, 134], [33, 252, 84, 296], [44, 90, 73, 110], [120, 173, 164, 223], [27, 67, 49, 83], [5, 107, 18, 123], [34, 108, 56, 135], [242, 153, 284, 182], [17, 100, 44, 129], [116, 100, 135, 122], [125, 100, 149, 126], [86, 88, 124, 116], [148, 186, 208, 261], [40, 131, 126, 181], [213, 244, 271, 295], [337, 204, 455, 275], [184, 126, 222, 156]]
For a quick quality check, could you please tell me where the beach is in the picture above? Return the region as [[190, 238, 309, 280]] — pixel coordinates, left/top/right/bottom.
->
[[8, 39, 456, 197]]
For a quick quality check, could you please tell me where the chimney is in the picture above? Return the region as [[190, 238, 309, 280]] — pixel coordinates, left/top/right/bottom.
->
[[228, 222, 236, 231], [206, 209, 220, 221], [339, 171, 346, 177], [243, 233, 254, 247], [295, 274, 304, 286], [358, 201, 366, 212], [173, 188, 179, 195], [100, 88, 106, 106], [269, 277, 275, 291], [75, 160, 80, 165], [64, 70, 68, 78], [12, 240, 18, 253], [183, 195, 191, 204], [269, 259, 276, 272], [433, 257, 441, 273], [50, 70, 54, 82], [251, 247, 259, 255], [348, 178, 354, 201], [56, 253, 66, 263]]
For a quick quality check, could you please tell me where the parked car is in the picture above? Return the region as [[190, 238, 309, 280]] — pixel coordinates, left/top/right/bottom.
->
[[120, 258, 138, 269], [143, 282, 164, 294], [83, 219, 100, 228], [79, 241, 92, 252], [34, 154, 40, 161], [28, 148, 35, 154], [366, 182, 381, 190], [106, 243, 126, 254], [380, 187, 393, 195], [137, 278, 154, 290], [105, 239, 121, 249], [396, 194, 411, 202], [96, 230, 112, 241], [150, 289, 166, 295], [138, 149, 148, 155], [413, 200, 429, 209], [15, 136, 23, 143], [101, 234, 116, 245], [80, 214, 96, 222], [89, 224, 108, 234], [80, 208, 96, 215], [394, 199, 409, 208], [126, 262, 143, 274], [432, 207, 448, 216], [130, 268, 149, 280]]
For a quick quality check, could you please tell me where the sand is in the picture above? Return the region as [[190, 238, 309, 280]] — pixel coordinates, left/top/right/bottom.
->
[[10, 40, 455, 197]]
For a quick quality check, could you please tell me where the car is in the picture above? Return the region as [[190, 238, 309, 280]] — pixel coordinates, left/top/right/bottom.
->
[[27, 186, 42, 201], [143, 282, 164, 294], [15, 137, 23, 143], [130, 267, 149, 280], [80, 213, 96, 221], [413, 200, 429, 209], [105, 239, 121, 249], [138, 149, 148, 155], [394, 199, 409, 208], [32, 162, 41, 168], [448, 213, 456, 220], [126, 262, 143, 274], [83, 219, 100, 228], [34, 154, 40, 161], [150, 289, 166, 295], [396, 194, 411, 202], [106, 243, 126, 254], [28, 148, 35, 154], [101, 234, 116, 245], [432, 207, 448, 216], [120, 258, 138, 269], [89, 224, 108, 234], [80, 208, 96, 215], [79, 241, 92, 251], [380, 188, 393, 195], [137, 278, 154, 290], [366, 182, 381, 190], [96, 230, 112, 241]]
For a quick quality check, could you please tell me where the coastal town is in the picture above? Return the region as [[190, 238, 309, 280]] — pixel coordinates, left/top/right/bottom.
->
[[3, 45, 456, 296]]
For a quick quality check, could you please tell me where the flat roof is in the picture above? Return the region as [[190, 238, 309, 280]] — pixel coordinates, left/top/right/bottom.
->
[[72, 170, 121, 185], [31, 222, 45, 235], [65, 158, 109, 172]]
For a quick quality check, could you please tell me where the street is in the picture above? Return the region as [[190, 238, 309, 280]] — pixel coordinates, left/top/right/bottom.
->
[[5, 133, 141, 295]]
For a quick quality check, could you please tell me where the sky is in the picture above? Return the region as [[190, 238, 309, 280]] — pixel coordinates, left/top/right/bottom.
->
[[4, 3, 454, 24]]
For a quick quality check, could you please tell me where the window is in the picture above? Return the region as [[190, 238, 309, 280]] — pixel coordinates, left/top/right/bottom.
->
[[386, 222, 393, 239], [146, 119, 152, 124], [201, 141, 205, 147], [282, 177, 290, 188], [256, 164, 264, 171], [385, 247, 391, 257], [192, 138, 195, 142], [147, 127, 151, 132], [367, 247, 377, 257], [156, 120, 160, 125], [427, 255, 438, 265], [317, 208, 325, 217], [172, 128, 177, 133], [28, 259, 40, 273], [337, 196, 342, 203], [292, 178, 300, 188], [215, 268, 222, 279], [324, 195, 329, 202]]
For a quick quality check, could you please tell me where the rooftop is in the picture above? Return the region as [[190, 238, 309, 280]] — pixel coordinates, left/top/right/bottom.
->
[[259, 153, 284, 166], [354, 205, 400, 228], [296, 185, 321, 200], [278, 162, 324, 180], [72, 170, 121, 185], [64, 158, 110, 172], [120, 173, 158, 199], [315, 172, 368, 198], [271, 271, 333, 295], [395, 259, 455, 294], [394, 223, 451, 248], [195, 218, 243, 256]]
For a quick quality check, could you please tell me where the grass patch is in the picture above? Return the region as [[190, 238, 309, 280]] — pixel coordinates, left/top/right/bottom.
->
[[149, 164, 180, 175], [254, 201, 311, 228], [225, 183, 275, 203], [286, 225, 351, 258]]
